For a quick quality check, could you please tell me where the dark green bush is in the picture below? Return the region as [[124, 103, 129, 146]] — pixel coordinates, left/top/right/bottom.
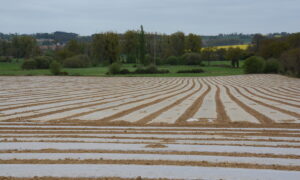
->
[[34, 56, 53, 69], [108, 63, 121, 75], [49, 61, 62, 75], [134, 66, 147, 74], [159, 69, 170, 74], [154, 58, 162, 65], [0, 56, 13, 63], [199, 62, 206, 67], [177, 69, 205, 73], [119, 69, 131, 74], [21, 59, 37, 70], [133, 66, 145, 74], [144, 54, 153, 65], [126, 54, 137, 64], [60, 71, 69, 76], [264, 58, 281, 73], [63, 54, 90, 68], [182, 53, 202, 65], [21, 56, 55, 70], [70, 72, 81, 76], [107, 64, 169, 75], [280, 48, 300, 77], [166, 56, 179, 65], [145, 64, 158, 74], [134, 65, 169, 74], [211, 64, 231, 68], [101, 60, 111, 66], [243, 56, 265, 74]]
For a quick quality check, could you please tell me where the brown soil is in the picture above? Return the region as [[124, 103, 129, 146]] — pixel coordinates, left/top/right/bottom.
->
[[145, 143, 168, 148], [2, 126, 300, 134], [2, 130, 300, 138], [2, 134, 300, 143], [3, 121, 300, 128], [2, 138, 300, 149], [0, 159, 299, 171], [1, 149, 299, 159], [215, 85, 230, 124]]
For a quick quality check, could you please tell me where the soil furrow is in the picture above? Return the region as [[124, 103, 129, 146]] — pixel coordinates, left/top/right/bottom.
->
[[0, 159, 299, 171], [137, 80, 203, 124], [175, 81, 211, 124], [234, 87, 300, 118], [92, 80, 196, 123], [224, 86, 273, 124]]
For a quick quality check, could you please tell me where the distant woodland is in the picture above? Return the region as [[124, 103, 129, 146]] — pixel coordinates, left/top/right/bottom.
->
[[0, 28, 299, 76]]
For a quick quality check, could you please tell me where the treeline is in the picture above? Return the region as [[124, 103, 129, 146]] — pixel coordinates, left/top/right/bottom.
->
[[0, 28, 299, 77], [246, 33, 300, 76], [196, 32, 289, 47], [0, 27, 252, 68], [0, 36, 40, 60], [1, 31, 289, 46], [0, 26, 204, 67], [202, 33, 252, 47], [61, 27, 203, 67], [0, 31, 81, 44]]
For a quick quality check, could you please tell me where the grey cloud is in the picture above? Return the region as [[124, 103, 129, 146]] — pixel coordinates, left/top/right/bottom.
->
[[0, 0, 299, 35]]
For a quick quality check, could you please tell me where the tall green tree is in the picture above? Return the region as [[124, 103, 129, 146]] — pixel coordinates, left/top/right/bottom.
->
[[122, 30, 139, 63], [65, 39, 84, 55], [226, 48, 243, 68], [139, 25, 146, 65], [287, 33, 300, 48], [215, 48, 227, 61], [169, 32, 185, 56], [12, 36, 39, 58], [280, 48, 300, 77], [91, 33, 105, 63], [200, 48, 214, 66], [251, 34, 265, 52], [145, 33, 160, 65], [0, 40, 12, 56], [258, 39, 289, 59], [161, 35, 172, 59], [91, 32, 120, 64], [186, 33, 202, 53], [103, 32, 120, 64]]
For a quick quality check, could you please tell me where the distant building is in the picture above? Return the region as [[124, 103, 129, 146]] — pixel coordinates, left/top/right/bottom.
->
[[37, 38, 65, 51]]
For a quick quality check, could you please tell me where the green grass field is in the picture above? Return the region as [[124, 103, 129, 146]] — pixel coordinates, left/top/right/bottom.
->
[[0, 61, 244, 77]]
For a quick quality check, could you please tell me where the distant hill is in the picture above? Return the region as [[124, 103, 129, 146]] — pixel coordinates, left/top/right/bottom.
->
[[202, 32, 289, 47], [0, 31, 290, 47]]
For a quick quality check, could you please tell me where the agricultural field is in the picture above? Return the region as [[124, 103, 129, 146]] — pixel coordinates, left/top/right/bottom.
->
[[209, 44, 250, 50], [0, 75, 300, 179]]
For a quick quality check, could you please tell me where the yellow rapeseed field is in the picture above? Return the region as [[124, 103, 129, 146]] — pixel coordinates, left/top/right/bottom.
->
[[202, 44, 250, 51], [214, 44, 250, 50]]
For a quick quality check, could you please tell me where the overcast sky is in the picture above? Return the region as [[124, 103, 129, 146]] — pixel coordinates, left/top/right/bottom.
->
[[0, 0, 299, 35]]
